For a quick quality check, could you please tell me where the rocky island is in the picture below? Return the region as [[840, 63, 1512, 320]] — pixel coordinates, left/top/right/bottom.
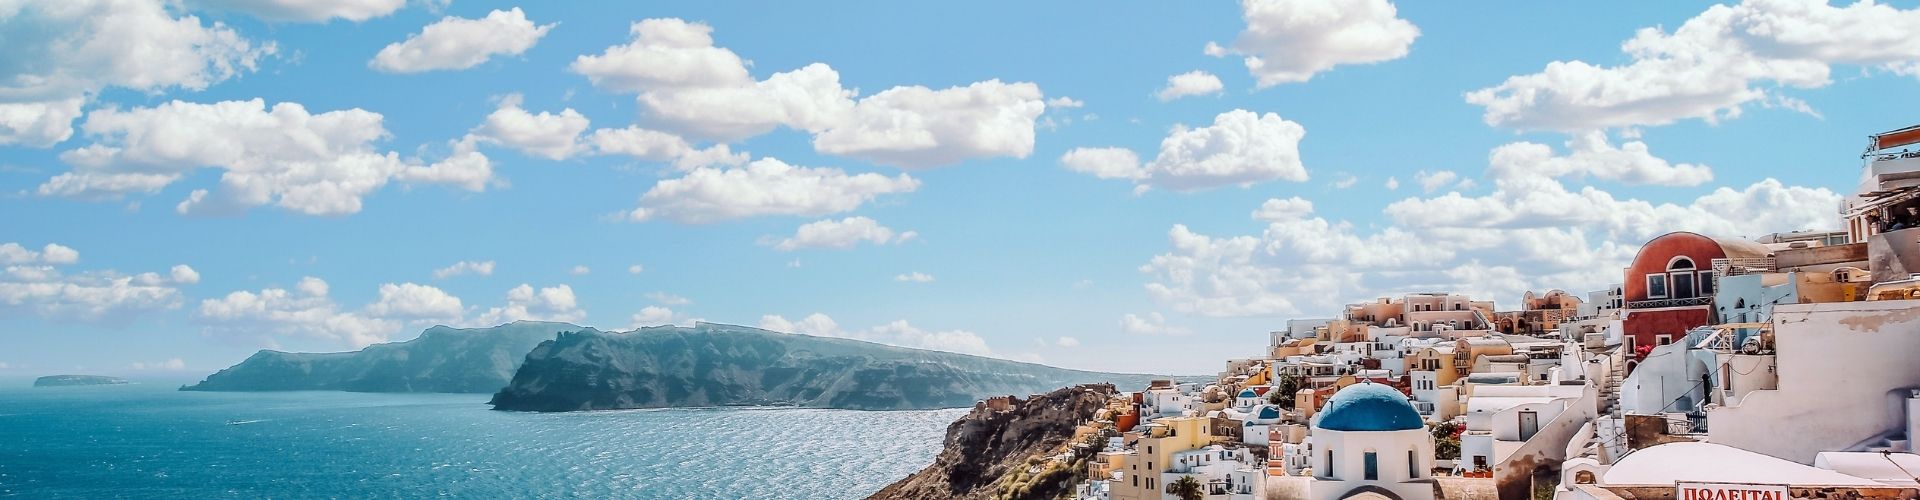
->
[[489, 322, 1160, 411], [33, 375, 130, 387], [183, 321, 581, 393]]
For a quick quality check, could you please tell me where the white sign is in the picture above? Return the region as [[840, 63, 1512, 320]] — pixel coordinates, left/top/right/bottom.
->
[[1676, 482, 1789, 500]]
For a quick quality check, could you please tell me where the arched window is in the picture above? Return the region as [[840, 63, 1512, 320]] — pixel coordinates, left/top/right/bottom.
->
[[1668, 257, 1695, 271]]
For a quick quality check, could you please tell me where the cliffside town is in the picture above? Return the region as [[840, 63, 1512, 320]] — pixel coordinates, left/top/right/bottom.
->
[[919, 126, 1920, 500]]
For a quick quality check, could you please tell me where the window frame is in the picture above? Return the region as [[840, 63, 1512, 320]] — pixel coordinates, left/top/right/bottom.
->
[[1646, 274, 1669, 299]]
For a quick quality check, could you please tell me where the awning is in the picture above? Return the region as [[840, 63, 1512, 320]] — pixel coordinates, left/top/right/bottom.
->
[[1871, 124, 1920, 152]]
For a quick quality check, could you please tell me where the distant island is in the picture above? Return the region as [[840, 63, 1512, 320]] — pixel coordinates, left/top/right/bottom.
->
[[34, 375, 129, 387], [489, 322, 1162, 412], [182, 321, 582, 393]]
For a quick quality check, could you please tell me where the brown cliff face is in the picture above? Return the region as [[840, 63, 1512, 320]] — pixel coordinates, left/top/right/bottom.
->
[[869, 384, 1117, 500]]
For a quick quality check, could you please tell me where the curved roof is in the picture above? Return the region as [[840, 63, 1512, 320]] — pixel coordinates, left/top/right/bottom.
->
[[1239, 388, 1257, 398], [1313, 382, 1423, 432], [1605, 442, 1880, 487], [1257, 405, 1282, 421]]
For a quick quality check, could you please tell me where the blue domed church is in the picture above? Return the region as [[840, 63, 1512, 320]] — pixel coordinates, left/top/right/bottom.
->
[[1304, 382, 1436, 500]]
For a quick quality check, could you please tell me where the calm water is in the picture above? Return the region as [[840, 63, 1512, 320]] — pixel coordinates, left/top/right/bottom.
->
[[0, 383, 963, 499]]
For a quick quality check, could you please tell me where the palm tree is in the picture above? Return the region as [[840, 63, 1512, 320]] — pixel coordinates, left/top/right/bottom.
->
[[1168, 475, 1203, 500]]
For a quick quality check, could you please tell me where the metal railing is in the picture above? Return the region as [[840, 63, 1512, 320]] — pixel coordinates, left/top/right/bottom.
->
[[1625, 296, 1712, 309]]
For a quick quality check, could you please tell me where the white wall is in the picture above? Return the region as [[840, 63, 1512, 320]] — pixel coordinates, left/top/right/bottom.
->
[[1707, 300, 1920, 463]]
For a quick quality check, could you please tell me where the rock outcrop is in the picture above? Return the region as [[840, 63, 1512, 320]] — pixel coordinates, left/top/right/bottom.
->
[[488, 323, 1156, 412], [182, 321, 580, 393], [868, 384, 1119, 500]]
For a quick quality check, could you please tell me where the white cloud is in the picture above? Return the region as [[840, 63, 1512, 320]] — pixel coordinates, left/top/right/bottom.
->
[[42, 99, 491, 215], [466, 95, 590, 161], [170, 265, 200, 284], [1141, 145, 1840, 317], [1055, 336, 1080, 348], [1415, 170, 1461, 193], [129, 358, 187, 371], [192, 0, 405, 22], [759, 313, 993, 357], [0, 0, 273, 147], [629, 305, 695, 327], [433, 260, 495, 279], [569, 265, 590, 276], [894, 272, 935, 283], [769, 216, 917, 251], [198, 277, 396, 347], [573, 18, 1046, 167], [199, 278, 588, 348], [1486, 131, 1713, 186], [1384, 176, 1400, 190], [627, 264, 645, 274], [627, 157, 920, 223], [1330, 173, 1359, 189], [1467, 0, 1920, 131], [363, 282, 463, 320], [471, 283, 586, 326], [1120, 312, 1192, 336], [1155, 70, 1226, 101], [1064, 109, 1309, 192], [1047, 96, 1085, 108], [1059, 147, 1144, 180], [0, 243, 80, 265], [587, 126, 746, 170], [1204, 41, 1229, 57], [1251, 197, 1314, 222], [644, 292, 690, 305], [810, 79, 1047, 168], [1220, 0, 1420, 86], [370, 8, 553, 73]]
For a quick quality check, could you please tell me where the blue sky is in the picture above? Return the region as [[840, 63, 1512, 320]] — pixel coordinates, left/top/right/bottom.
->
[[2, 0, 1916, 376]]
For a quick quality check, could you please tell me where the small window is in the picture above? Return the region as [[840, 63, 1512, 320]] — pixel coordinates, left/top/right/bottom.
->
[[1647, 274, 1669, 298], [1657, 335, 1672, 346], [1409, 449, 1419, 478], [1364, 451, 1379, 480], [1325, 449, 1335, 478], [1700, 271, 1716, 295]]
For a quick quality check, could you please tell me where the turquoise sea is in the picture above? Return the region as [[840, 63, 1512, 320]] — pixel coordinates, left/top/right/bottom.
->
[[0, 382, 964, 499]]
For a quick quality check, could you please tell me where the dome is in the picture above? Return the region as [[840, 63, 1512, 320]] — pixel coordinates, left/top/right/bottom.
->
[[1313, 383, 1423, 432], [1238, 389, 1257, 398], [1257, 405, 1282, 421]]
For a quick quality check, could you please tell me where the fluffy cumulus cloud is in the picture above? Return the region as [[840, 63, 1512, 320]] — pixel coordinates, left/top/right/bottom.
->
[[41, 99, 493, 215], [1467, 0, 1920, 131], [1155, 70, 1225, 101], [627, 157, 920, 223], [1486, 131, 1713, 186], [0, 0, 273, 147], [1060, 109, 1308, 192], [628, 305, 697, 328], [433, 260, 495, 279], [192, 0, 405, 22], [767, 216, 917, 251], [572, 18, 1048, 168], [471, 284, 586, 326], [200, 279, 581, 348], [758, 313, 995, 357], [1140, 145, 1840, 317], [587, 126, 746, 170], [809, 80, 1046, 168], [370, 8, 553, 73], [465, 95, 590, 161], [1217, 0, 1420, 86], [0, 242, 192, 324], [1120, 312, 1193, 336]]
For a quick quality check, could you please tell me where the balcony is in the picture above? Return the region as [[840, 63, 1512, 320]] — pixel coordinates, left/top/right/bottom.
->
[[1625, 296, 1711, 309]]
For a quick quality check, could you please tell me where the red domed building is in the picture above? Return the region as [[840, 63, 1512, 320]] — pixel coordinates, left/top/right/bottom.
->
[[1619, 232, 1771, 357]]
